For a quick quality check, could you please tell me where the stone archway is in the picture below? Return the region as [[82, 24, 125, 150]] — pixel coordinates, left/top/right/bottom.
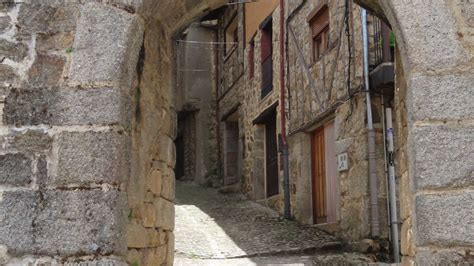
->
[[125, 1, 227, 265], [0, 0, 472, 265], [356, 1, 473, 264], [0, 1, 225, 265]]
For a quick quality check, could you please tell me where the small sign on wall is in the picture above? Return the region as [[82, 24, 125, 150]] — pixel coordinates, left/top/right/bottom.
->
[[337, 153, 349, 172]]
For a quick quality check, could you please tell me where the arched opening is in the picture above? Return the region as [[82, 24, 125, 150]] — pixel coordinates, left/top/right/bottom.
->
[[0, 0, 471, 265]]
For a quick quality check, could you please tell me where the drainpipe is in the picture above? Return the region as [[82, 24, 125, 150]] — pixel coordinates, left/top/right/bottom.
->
[[381, 94, 391, 241], [361, 8, 380, 237], [280, 0, 291, 219], [386, 108, 400, 262]]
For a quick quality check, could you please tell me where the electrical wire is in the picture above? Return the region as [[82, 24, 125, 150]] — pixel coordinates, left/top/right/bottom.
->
[[176, 40, 237, 45], [345, 0, 354, 119]]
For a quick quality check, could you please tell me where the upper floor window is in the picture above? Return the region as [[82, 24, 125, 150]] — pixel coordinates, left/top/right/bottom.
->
[[225, 16, 238, 55], [308, 3, 329, 61], [260, 18, 273, 98]]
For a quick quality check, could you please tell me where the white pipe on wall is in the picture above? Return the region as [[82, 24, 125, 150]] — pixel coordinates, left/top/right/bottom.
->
[[381, 94, 392, 243], [361, 8, 380, 237], [386, 108, 400, 262]]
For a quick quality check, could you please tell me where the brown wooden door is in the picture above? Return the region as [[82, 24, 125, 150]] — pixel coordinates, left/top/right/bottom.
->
[[311, 128, 327, 223], [265, 113, 279, 197]]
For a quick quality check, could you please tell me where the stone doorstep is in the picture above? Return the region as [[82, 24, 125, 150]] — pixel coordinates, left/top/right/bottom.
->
[[175, 241, 344, 260], [310, 222, 339, 235]]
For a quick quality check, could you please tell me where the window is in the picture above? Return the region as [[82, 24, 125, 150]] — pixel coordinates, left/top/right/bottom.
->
[[249, 40, 255, 79], [225, 16, 238, 55], [308, 4, 329, 61], [260, 19, 273, 98]]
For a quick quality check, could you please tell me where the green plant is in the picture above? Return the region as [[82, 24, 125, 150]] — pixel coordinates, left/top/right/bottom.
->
[[131, 262, 139, 266], [389, 31, 396, 47], [128, 209, 133, 221], [65, 47, 74, 53]]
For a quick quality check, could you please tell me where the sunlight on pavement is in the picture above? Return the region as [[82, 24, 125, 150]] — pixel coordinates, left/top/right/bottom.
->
[[174, 257, 309, 266], [175, 204, 247, 259]]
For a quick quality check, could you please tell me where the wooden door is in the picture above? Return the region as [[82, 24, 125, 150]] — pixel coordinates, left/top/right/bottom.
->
[[265, 113, 279, 197], [311, 128, 327, 223], [324, 122, 337, 223]]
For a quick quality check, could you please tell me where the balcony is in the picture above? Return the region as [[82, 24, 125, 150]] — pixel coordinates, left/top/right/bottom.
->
[[369, 16, 394, 93]]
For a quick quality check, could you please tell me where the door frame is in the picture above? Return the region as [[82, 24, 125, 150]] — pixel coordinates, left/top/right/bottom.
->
[[310, 119, 337, 225]]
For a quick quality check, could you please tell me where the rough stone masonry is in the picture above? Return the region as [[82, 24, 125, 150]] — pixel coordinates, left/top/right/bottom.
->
[[0, 0, 228, 264], [0, 0, 472, 265]]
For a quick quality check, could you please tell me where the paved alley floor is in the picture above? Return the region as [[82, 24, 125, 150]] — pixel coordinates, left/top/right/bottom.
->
[[174, 181, 374, 265]]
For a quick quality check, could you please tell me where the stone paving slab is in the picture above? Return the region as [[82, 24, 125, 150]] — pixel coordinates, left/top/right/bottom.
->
[[175, 253, 375, 266], [175, 181, 369, 262]]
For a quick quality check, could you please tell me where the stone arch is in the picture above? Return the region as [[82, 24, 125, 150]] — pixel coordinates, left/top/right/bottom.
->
[[1, 0, 472, 265], [0, 0, 226, 265], [126, 1, 228, 265], [356, 0, 473, 264]]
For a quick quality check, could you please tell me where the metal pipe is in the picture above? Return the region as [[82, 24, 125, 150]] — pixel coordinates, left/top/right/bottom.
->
[[361, 8, 380, 237], [381, 94, 391, 242], [386, 108, 400, 262], [280, 0, 291, 219]]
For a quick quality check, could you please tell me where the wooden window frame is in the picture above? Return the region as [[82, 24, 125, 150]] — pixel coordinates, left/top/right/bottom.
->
[[313, 26, 329, 60], [307, 2, 330, 62]]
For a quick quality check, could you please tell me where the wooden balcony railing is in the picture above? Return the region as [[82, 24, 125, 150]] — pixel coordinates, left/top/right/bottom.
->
[[372, 16, 393, 70]]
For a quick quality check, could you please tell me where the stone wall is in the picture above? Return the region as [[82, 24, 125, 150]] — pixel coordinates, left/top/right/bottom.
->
[[126, 13, 176, 266], [1, 0, 471, 264], [0, 0, 227, 265], [175, 24, 218, 185], [216, 1, 389, 238], [357, 0, 474, 264], [216, 4, 245, 189], [283, 0, 390, 242], [216, 4, 284, 209], [0, 2, 142, 264]]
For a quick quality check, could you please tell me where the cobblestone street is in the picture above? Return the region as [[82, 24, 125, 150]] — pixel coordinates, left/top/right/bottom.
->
[[174, 181, 374, 265]]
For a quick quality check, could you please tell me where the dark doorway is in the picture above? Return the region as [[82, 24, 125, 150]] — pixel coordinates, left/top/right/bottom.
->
[[224, 120, 239, 185], [264, 110, 278, 197], [175, 111, 196, 180], [175, 134, 185, 180]]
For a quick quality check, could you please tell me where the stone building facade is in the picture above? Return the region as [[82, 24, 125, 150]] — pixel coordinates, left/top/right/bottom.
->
[[0, 0, 472, 265], [213, 0, 390, 243], [212, 0, 473, 264], [215, 0, 284, 204], [175, 23, 218, 186]]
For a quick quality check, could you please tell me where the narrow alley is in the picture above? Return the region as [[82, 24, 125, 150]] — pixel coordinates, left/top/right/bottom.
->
[[1, 0, 472, 265], [174, 181, 373, 265]]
